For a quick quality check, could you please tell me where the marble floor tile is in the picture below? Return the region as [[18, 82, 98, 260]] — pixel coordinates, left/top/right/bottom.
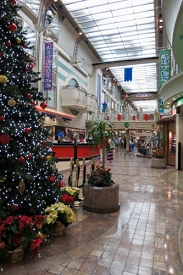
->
[[1, 149, 183, 275]]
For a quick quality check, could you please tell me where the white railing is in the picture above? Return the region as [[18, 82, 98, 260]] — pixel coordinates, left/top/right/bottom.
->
[[90, 110, 159, 122]]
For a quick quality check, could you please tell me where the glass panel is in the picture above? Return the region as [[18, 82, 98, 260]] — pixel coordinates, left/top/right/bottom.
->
[[18, 0, 40, 15], [23, 21, 36, 57]]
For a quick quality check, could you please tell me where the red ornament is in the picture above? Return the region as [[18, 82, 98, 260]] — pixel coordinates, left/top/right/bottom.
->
[[132, 115, 136, 120], [0, 52, 3, 58], [40, 102, 47, 110], [0, 133, 10, 145], [42, 140, 47, 146], [7, 23, 17, 33], [24, 66, 29, 72], [117, 113, 122, 121], [22, 43, 27, 48], [39, 155, 44, 160], [25, 127, 31, 134], [6, 41, 11, 47], [0, 115, 5, 121], [144, 114, 150, 121], [27, 154, 33, 159], [10, 0, 16, 7], [29, 62, 34, 69], [26, 93, 31, 98], [49, 175, 56, 182], [17, 156, 25, 164]]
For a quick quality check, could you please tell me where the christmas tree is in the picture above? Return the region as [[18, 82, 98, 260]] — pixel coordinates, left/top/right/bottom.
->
[[0, 0, 61, 219]]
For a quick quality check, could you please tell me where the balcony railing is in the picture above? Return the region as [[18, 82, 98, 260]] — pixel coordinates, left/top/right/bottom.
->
[[90, 110, 158, 123], [60, 85, 98, 113]]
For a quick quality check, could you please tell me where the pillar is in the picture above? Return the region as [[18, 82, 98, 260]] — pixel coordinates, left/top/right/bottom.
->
[[176, 112, 183, 170], [126, 129, 130, 152]]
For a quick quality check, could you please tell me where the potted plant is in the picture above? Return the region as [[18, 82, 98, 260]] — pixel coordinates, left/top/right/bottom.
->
[[151, 129, 166, 168], [0, 215, 45, 262], [60, 186, 80, 207], [84, 120, 120, 213], [43, 202, 76, 236]]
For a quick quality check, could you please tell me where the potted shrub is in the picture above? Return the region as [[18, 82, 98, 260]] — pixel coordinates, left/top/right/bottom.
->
[[83, 120, 120, 213], [0, 215, 45, 262], [151, 129, 166, 168]]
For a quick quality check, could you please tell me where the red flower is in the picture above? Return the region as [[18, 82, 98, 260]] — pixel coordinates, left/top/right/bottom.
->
[[0, 242, 5, 249], [60, 194, 75, 204], [12, 234, 22, 245], [108, 168, 111, 171], [5, 216, 14, 225], [57, 181, 65, 188], [33, 215, 45, 229], [19, 215, 33, 229], [30, 238, 43, 256], [30, 238, 43, 251]]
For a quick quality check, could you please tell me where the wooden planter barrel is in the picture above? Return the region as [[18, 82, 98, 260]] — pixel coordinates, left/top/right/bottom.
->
[[83, 184, 120, 213]]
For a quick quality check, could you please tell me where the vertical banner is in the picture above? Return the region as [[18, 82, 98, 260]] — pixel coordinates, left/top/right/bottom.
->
[[44, 42, 53, 91], [158, 49, 171, 113], [124, 68, 132, 82]]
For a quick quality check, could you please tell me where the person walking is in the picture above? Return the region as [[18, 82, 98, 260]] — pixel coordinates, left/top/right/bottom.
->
[[107, 139, 114, 163]]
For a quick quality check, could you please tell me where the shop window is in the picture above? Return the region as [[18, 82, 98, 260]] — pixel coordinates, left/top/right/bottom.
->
[[68, 78, 78, 86]]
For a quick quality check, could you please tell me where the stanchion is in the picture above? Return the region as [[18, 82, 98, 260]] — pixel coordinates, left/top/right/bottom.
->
[[68, 158, 74, 187], [80, 158, 86, 200], [91, 158, 95, 170], [75, 159, 80, 187], [74, 159, 82, 207]]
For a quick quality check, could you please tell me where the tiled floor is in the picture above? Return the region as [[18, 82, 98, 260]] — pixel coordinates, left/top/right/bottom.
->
[[1, 148, 183, 275]]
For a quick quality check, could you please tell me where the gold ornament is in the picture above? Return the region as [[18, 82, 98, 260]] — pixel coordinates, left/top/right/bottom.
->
[[16, 99, 20, 105], [0, 75, 8, 84], [18, 179, 25, 196], [16, 38, 21, 44], [2, 177, 7, 181], [8, 99, 16, 107], [8, 187, 12, 192], [46, 155, 51, 160]]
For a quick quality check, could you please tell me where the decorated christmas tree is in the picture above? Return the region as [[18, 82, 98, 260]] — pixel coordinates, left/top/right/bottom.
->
[[0, 0, 61, 219]]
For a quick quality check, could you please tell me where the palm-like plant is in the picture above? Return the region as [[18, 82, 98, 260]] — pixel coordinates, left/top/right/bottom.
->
[[86, 120, 114, 168], [151, 129, 165, 153]]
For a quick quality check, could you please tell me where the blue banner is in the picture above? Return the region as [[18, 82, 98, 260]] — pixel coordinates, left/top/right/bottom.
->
[[124, 68, 132, 81], [44, 42, 53, 91]]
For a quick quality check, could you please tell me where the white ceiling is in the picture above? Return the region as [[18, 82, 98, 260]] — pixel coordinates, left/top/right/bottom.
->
[[61, 0, 158, 112]]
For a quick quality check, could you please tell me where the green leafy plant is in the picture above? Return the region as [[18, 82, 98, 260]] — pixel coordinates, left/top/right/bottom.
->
[[151, 129, 165, 157], [86, 166, 114, 187], [86, 120, 114, 168]]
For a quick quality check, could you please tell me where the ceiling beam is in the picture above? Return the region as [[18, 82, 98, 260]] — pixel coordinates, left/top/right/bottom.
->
[[92, 56, 159, 69]]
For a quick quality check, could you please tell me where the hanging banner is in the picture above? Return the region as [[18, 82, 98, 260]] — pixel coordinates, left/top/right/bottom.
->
[[158, 49, 171, 112], [44, 42, 53, 91], [124, 68, 132, 82]]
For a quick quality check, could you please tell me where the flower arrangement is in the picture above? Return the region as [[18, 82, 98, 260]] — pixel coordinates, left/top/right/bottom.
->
[[86, 166, 114, 187], [152, 150, 164, 159], [0, 215, 45, 260], [60, 186, 80, 205], [44, 202, 76, 228]]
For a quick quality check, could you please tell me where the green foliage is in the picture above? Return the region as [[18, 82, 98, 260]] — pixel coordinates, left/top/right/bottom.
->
[[86, 120, 114, 168], [87, 166, 114, 187], [151, 129, 165, 151]]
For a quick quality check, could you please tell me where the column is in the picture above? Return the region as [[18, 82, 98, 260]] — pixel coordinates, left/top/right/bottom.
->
[[176, 113, 183, 170], [126, 129, 130, 152]]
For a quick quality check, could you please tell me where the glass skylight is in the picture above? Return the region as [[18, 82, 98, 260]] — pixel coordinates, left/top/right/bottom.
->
[[61, 0, 158, 112]]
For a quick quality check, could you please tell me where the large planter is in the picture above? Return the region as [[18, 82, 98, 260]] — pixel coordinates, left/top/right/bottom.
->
[[83, 184, 120, 213], [151, 158, 167, 169]]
